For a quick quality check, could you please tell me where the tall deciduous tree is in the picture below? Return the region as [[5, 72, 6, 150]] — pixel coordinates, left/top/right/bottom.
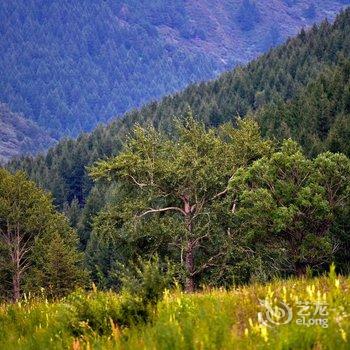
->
[[90, 117, 271, 292], [0, 169, 85, 300]]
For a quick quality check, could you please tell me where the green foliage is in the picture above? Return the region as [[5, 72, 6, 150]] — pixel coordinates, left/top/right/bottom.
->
[[258, 59, 350, 157], [119, 255, 176, 305], [66, 290, 123, 335], [89, 118, 270, 291], [27, 232, 87, 299], [229, 140, 350, 275], [86, 200, 182, 290]]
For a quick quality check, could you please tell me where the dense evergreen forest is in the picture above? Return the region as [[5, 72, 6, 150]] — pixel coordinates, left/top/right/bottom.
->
[[9, 9, 350, 206], [0, 0, 348, 140], [2, 8, 350, 300], [0, 0, 217, 137]]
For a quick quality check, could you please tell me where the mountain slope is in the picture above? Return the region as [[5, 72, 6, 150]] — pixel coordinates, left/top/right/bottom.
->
[[0, 0, 348, 140], [0, 103, 55, 163], [8, 8, 350, 207]]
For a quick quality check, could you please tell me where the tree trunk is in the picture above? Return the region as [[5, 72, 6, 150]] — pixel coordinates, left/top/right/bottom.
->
[[1, 223, 27, 302], [185, 242, 195, 293], [295, 262, 306, 277], [11, 230, 22, 302], [183, 195, 195, 293], [12, 269, 21, 302]]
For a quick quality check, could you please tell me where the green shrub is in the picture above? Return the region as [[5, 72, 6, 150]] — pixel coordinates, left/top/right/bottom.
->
[[66, 289, 121, 336], [119, 255, 176, 305]]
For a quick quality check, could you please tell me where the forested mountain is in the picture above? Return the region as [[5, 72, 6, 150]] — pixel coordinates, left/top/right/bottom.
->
[[9, 8, 350, 208], [2, 6, 350, 307], [0, 103, 55, 163], [0, 0, 348, 142]]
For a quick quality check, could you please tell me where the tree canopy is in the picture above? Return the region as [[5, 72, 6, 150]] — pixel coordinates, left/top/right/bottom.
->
[[229, 140, 350, 275]]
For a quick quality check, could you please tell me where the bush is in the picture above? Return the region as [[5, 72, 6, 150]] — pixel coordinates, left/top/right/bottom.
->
[[119, 255, 176, 305], [66, 289, 121, 336]]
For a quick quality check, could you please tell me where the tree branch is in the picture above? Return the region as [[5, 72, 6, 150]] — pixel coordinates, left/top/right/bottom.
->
[[128, 175, 147, 188], [231, 200, 237, 213], [190, 232, 210, 248], [210, 188, 228, 201], [137, 206, 186, 218]]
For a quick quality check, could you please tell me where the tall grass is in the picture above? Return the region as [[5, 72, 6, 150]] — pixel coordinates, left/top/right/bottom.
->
[[0, 274, 349, 349]]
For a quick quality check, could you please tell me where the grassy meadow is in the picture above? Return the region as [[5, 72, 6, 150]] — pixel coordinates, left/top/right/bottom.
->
[[0, 271, 349, 350]]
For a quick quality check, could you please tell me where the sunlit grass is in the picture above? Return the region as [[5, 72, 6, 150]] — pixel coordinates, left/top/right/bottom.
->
[[0, 273, 349, 349]]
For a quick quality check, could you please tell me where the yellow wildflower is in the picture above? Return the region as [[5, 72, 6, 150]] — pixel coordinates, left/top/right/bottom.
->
[[260, 324, 268, 342], [340, 328, 347, 342]]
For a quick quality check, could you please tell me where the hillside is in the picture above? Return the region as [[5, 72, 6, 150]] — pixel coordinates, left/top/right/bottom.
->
[[0, 0, 348, 141], [8, 8, 350, 207], [0, 103, 55, 163]]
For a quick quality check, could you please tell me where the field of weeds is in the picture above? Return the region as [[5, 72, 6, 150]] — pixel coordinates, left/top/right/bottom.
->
[[0, 272, 349, 349]]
